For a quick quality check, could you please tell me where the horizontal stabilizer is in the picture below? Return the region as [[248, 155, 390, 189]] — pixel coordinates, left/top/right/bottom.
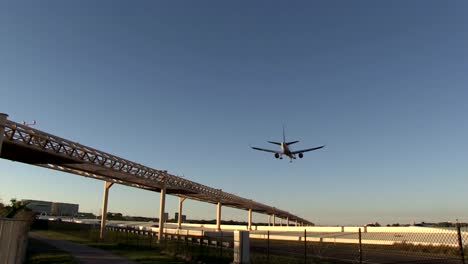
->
[[268, 141, 282, 145], [286, 140, 299, 146]]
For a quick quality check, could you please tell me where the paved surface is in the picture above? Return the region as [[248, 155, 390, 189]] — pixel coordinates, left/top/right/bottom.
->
[[29, 232, 139, 264]]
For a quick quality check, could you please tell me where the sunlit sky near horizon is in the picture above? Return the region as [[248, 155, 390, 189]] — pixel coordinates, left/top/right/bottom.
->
[[1, 1, 468, 226]]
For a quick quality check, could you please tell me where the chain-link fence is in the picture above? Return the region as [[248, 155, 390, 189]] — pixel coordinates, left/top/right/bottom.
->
[[37, 221, 468, 264], [250, 225, 468, 264]]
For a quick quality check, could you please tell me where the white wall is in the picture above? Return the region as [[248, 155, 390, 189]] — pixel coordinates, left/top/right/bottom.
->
[[0, 218, 30, 264]]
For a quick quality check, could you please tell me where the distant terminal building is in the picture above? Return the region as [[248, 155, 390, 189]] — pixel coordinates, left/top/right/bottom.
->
[[23, 200, 52, 215], [51, 202, 79, 216], [174, 212, 186, 222], [22, 199, 79, 216]]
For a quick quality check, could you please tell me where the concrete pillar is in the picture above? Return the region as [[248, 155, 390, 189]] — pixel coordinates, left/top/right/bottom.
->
[[100, 181, 113, 240], [216, 202, 222, 231], [268, 215, 271, 226], [273, 214, 276, 226], [158, 186, 166, 241], [286, 217, 289, 227], [0, 113, 8, 156], [248, 209, 252, 230], [295, 220, 298, 227], [178, 197, 186, 229], [233, 231, 250, 264], [280, 218, 283, 226]]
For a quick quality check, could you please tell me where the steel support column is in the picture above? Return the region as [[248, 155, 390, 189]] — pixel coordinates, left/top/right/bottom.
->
[[178, 197, 186, 229], [100, 181, 114, 240], [0, 113, 8, 155], [158, 186, 166, 241], [248, 208, 252, 230], [216, 202, 222, 231]]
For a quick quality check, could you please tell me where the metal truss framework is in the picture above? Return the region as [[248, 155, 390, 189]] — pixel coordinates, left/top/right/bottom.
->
[[0, 118, 312, 225]]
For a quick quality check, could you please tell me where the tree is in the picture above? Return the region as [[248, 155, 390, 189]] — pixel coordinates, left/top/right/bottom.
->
[[0, 199, 34, 225]]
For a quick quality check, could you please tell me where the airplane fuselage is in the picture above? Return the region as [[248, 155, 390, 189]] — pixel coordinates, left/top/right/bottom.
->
[[280, 142, 294, 159], [250, 127, 324, 162]]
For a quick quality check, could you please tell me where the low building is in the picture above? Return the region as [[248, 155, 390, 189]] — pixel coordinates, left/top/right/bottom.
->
[[174, 212, 186, 222], [23, 199, 79, 216], [22, 200, 52, 215], [51, 202, 79, 216]]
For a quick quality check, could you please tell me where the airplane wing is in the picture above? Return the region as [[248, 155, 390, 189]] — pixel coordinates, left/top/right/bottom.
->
[[291, 145, 325, 154], [251, 147, 281, 154]]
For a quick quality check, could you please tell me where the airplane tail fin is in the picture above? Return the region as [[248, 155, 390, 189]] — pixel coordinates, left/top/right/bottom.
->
[[286, 140, 299, 146], [283, 125, 286, 142], [268, 141, 282, 145]]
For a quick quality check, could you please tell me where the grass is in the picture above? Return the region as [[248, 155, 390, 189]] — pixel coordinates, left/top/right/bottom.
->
[[34, 230, 91, 243], [25, 238, 75, 264], [33, 222, 233, 263], [92, 244, 186, 264], [31, 229, 186, 264]]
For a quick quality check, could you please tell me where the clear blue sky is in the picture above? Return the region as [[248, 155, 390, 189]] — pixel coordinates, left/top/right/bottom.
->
[[1, 1, 468, 226]]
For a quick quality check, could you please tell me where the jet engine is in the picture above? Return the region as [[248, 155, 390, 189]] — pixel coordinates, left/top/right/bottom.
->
[[274, 153, 280, 159], [298, 153, 304, 158]]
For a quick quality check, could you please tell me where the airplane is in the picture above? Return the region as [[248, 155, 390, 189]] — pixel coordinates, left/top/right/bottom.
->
[[251, 127, 324, 162]]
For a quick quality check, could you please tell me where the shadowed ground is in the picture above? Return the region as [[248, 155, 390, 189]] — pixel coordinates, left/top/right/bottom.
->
[[29, 232, 139, 264]]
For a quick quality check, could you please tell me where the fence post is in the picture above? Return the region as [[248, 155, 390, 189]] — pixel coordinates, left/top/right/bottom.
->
[[200, 231, 203, 258], [220, 230, 223, 257], [233, 230, 250, 264], [304, 229, 307, 264], [359, 228, 362, 264], [149, 232, 152, 248], [457, 223, 465, 264], [186, 229, 189, 256], [136, 230, 139, 246], [267, 230, 270, 264]]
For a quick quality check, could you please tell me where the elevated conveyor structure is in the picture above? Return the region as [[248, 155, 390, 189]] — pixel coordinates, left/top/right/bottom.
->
[[0, 114, 313, 226]]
